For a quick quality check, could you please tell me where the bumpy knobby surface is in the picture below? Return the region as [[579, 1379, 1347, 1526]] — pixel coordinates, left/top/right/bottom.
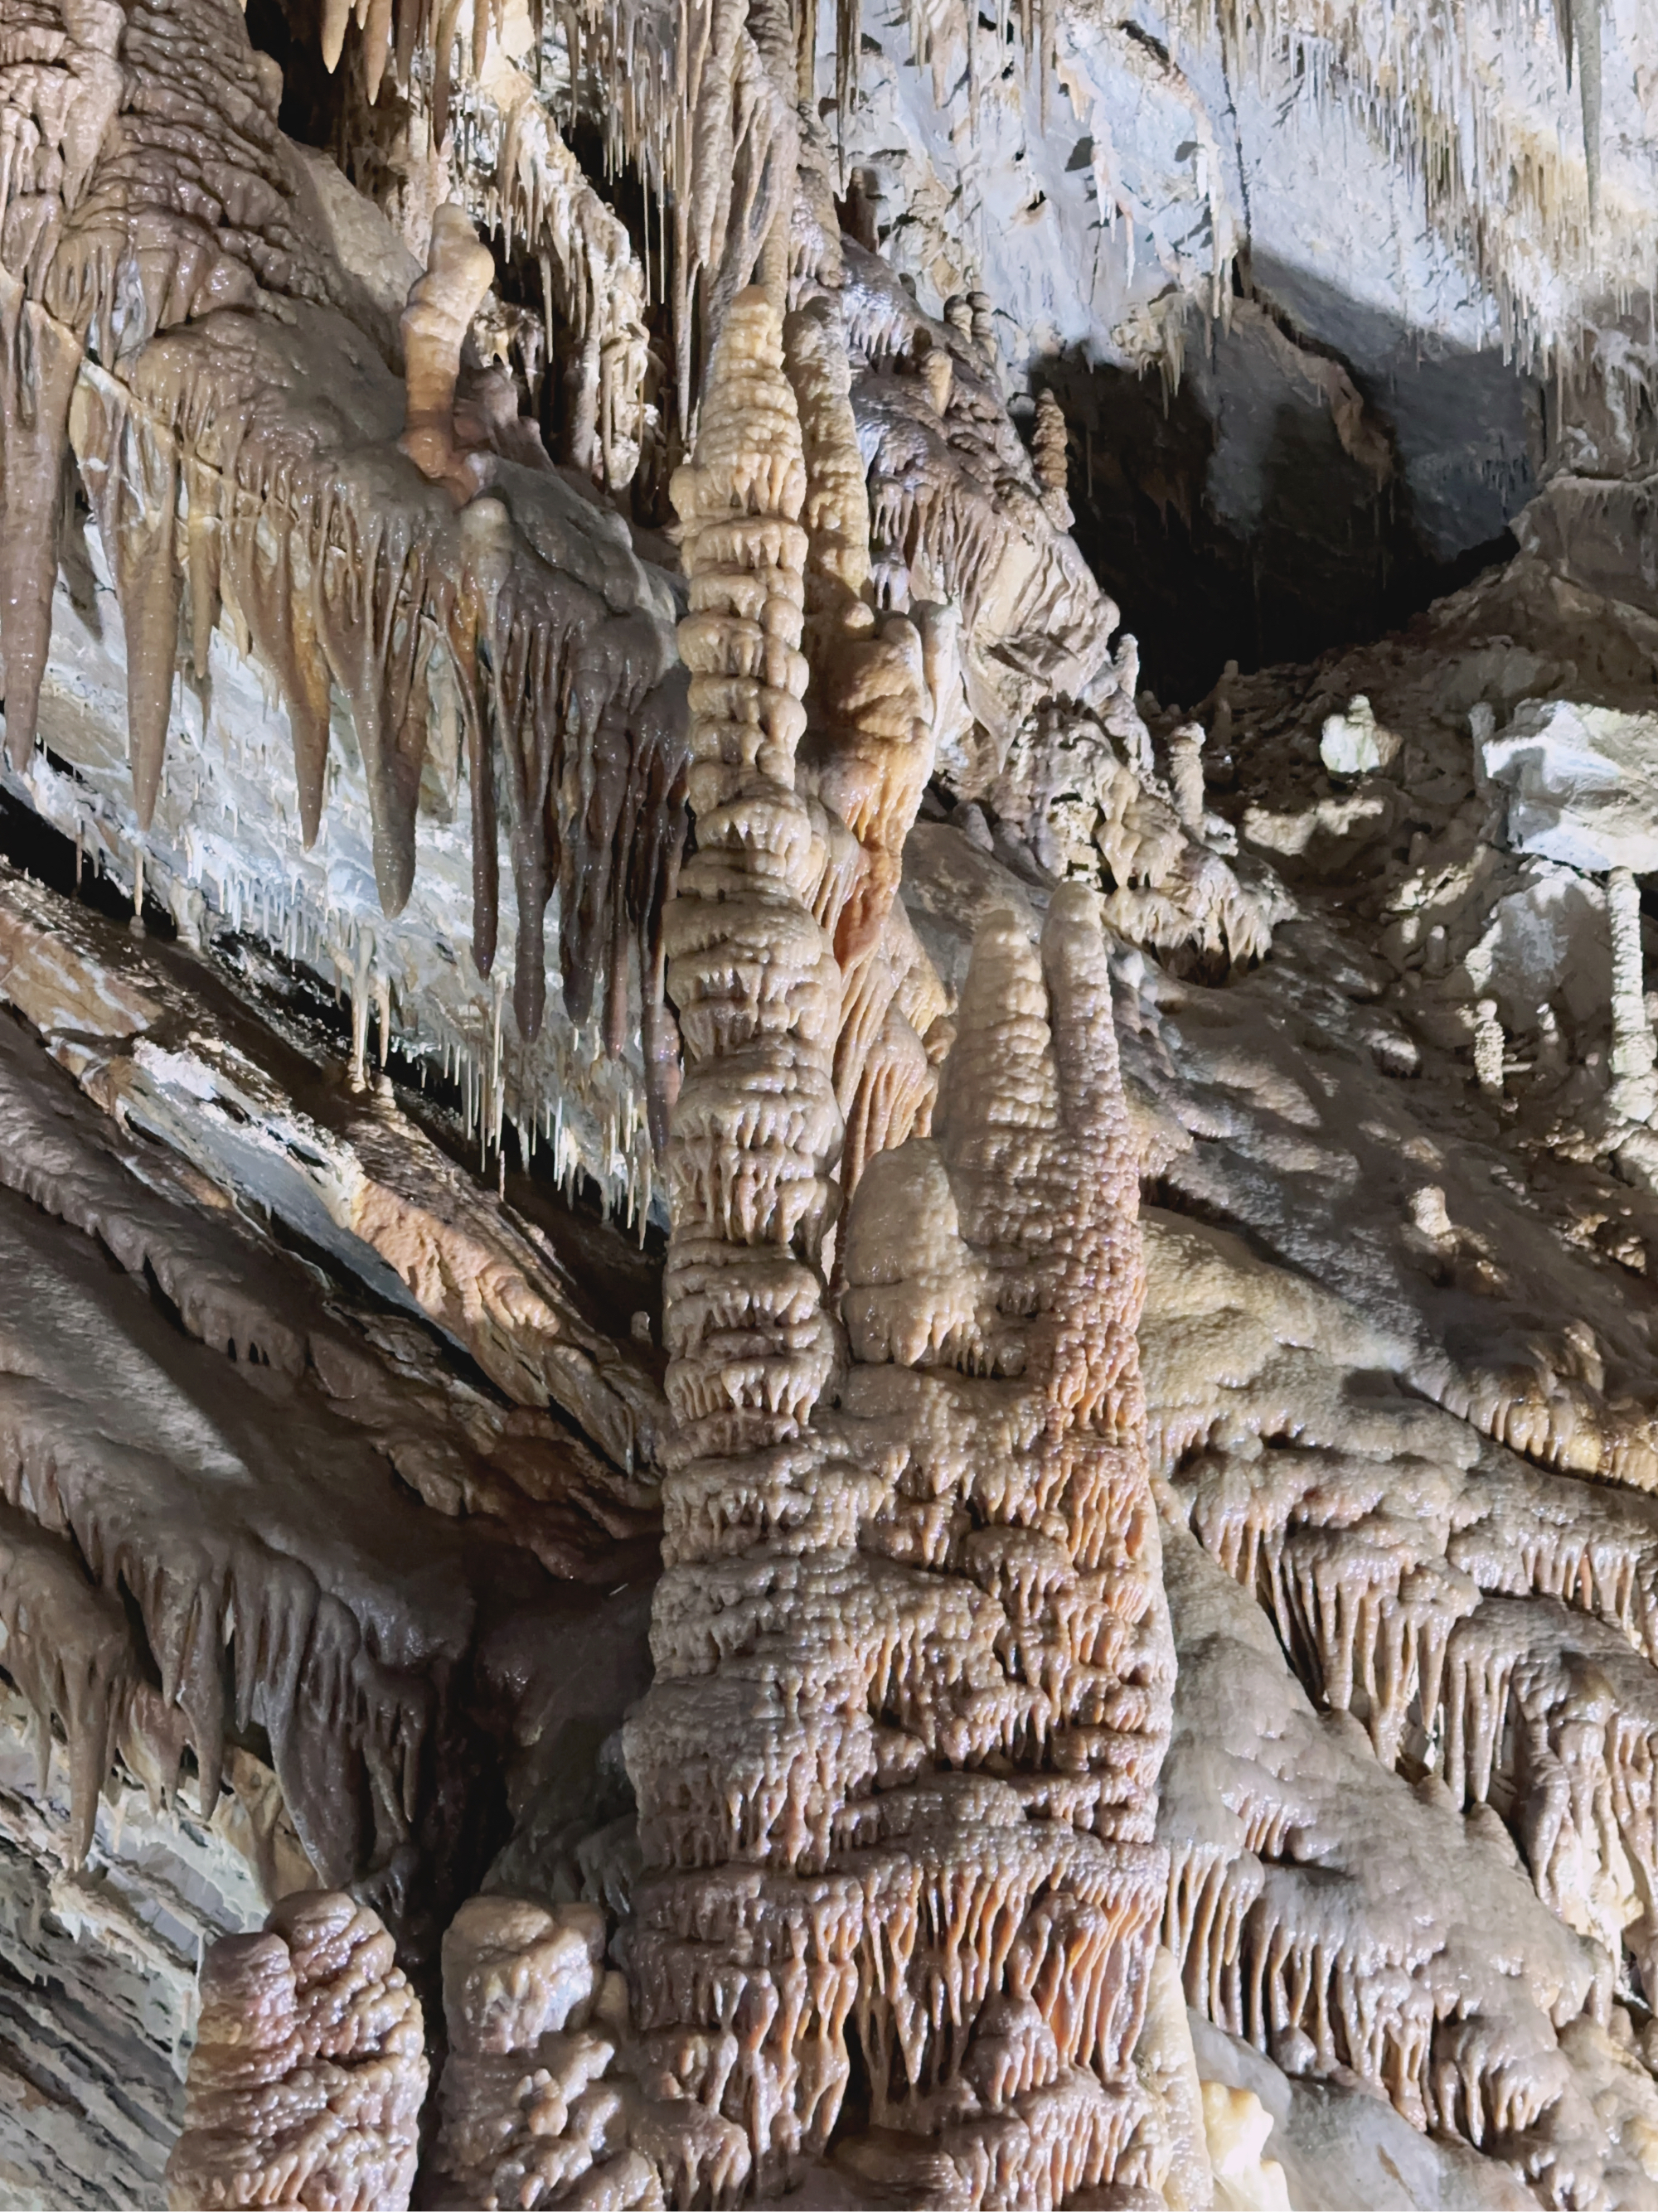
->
[[628, 857, 1174, 2202], [11, 0, 1658, 2202], [165, 1890, 427, 2210]]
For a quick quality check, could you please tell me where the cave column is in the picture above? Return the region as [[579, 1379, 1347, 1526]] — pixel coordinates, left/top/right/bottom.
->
[[1607, 865, 1657, 1122], [623, 286, 863, 2198]]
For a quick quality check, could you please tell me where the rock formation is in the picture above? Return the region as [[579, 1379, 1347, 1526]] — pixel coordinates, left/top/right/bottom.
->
[[6, 0, 1658, 2204], [165, 1892, 427, 2210]]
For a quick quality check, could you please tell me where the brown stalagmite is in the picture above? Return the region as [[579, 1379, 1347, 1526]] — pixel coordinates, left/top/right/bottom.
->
[[832, 901, 948, 1201], [430, 1897, 621, 2205], [625, 294, 864, 2203], [400, 205, 497, 501], [1032, 386, 1071, 530], [430, 1896, 749, 2207], [783, 284, 936, 971], [164, 1891, 427, 2212]]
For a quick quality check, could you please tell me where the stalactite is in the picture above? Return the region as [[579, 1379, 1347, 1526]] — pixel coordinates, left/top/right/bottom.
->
[[1570, 0, 1602, 225], [65, 307, 688, 1109], [0, 1499, 133, 1866], [482, 39, 649, 488]]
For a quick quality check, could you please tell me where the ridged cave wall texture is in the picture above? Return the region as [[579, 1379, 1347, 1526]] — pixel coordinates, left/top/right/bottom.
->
[[3, 0, 1658, 2204]]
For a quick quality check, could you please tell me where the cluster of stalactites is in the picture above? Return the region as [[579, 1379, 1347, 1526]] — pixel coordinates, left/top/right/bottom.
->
[[1179, 1435, 1658, 1999], [0, 1501, 133, 1867], [1137, 0, 1615, 379], [0, 0, 343, 788], [66, 299, 687, 1122], [484, 51, 650, 490], [165, 1891, 428, 2212], [0, 0, 692, 1120], [308, 0, 801, 446], [827, 0, 1622, 381]]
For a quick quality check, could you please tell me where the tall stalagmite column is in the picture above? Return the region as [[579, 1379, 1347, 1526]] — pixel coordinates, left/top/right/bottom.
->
[[657, 286, 842, 1459], [624, 288, 867, 2196], [1607, 864, 1657, 1122], [624, 257, 1169, 2212]]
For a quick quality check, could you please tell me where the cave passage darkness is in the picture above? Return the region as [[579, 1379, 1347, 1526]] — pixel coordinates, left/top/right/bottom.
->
[[1050, 269, 1539, 704]]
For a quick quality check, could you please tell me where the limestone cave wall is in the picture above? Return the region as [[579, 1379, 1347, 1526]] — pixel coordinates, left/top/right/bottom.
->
[[1, 0, 1658, 2204]]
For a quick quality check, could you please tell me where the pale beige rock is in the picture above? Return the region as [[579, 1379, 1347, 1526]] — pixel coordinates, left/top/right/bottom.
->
[[400, 205, 498, 500], [1202, 2083, 1291, 2212]]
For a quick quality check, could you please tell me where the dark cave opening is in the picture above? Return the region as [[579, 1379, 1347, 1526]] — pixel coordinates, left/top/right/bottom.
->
[[244, 0, 353, 148], [1045, 275, 1541, 705]]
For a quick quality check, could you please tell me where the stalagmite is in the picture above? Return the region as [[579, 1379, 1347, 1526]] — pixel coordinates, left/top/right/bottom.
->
[[7, 0, 1658, 2200], [1474, 998, 1505, 1096], [400, 206, 498, 501], [1032, 387, 1071, 530], [1607, 866, 1656, 1122], [429, 1896, 749, 2208], [784, 286, 940, 1195], [165, 1892, 428, 2211], [658, 284, 839, 1461], [628, 873, 1173, 2202], [1166, 724, 1206, 835]]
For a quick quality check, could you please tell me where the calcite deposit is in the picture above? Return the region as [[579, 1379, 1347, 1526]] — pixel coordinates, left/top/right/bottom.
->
[[164, 1890, 427, 2210], [6, 0, 1658, 2204]]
